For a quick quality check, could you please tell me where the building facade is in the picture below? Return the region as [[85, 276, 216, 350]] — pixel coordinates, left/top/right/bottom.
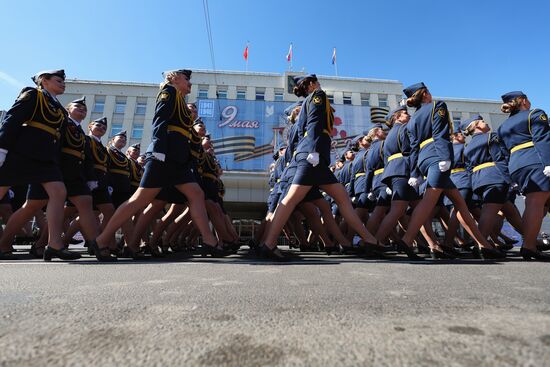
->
[[61, 71, 509, 218]]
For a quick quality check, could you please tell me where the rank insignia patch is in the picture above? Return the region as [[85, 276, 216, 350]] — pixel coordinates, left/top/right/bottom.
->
[[541, 113, 548, 122], [159, 92, 170, 101], [313, 96, 322, 105], [437, 109, 445, 117], [17, 91, 31, 102]]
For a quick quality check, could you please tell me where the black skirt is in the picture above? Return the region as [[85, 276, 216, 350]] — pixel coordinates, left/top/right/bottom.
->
[[0, 153, 62, 186], [292, 153, 337, 186], [140, 157, 196, 188]]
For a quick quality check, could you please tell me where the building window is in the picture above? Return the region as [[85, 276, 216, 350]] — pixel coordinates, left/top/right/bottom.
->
[[236, 87, 246, 100], [343, 93, 352, 105], [360, 93, 370, 106], [274, 89, 284, 101], [93, 96, 105, 113], [255, 88, 265, 101], [198, 85, 209, 99], [217, 87, 227, 99], [114, 102, 126, 114], [110, 123, 123, 137], [378, 94, 388, 107], [131, 124, 144, 139], [135, 101, 147, 115], [327, 94, 334, 104], [453, 112, 462, 126]]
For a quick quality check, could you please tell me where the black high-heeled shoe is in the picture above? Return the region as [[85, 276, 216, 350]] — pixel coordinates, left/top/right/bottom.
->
[[360, 240, 392, 253], [259, 244, 290, 262], [324, 245, 342, 256], [438, 244, 461, 258], [395, 240, 423, 261], [29, 244, 45, 259], [520, 247, 550, 261], [0, 250, 20, 260], [198, 243, 228, 258], [43, 246, 81, 261], [479, 247, 506, 260], [430, 248, 456, 260], [89, 241, 117, 262]]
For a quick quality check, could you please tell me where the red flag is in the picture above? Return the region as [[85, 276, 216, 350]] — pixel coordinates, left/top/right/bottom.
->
[[243, 45, 249, 61], [286, 43, 293, 62]]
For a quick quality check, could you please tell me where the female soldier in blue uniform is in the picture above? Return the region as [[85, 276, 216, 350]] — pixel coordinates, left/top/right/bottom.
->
[[348, 132, 372, 226], [397, 82, 503, 260], [461, 115, 523, 250], [0, 70, 80, 260], [94, 69, 224, 259], [256, 74, 380, 260], [497, 91, 550, 261], [364, 124, 391, 235], [441, 125, 475, 251]]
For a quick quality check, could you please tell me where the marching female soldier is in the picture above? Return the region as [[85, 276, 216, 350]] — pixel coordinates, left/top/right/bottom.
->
[[397, 82, 503, 260], [94, 69, 224, 259], [256, 74, 380, 261], [0, 70, 79, 260], [497, 91, 550, 261], [461, 114, 523, 251]]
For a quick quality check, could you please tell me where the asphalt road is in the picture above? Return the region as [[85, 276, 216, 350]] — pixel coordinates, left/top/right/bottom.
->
[[1, 247, 549, 366]]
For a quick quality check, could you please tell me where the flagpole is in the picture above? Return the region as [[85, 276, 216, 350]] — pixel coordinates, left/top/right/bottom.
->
[[245, 42, 249, 72], [334, 60, 338, 77]]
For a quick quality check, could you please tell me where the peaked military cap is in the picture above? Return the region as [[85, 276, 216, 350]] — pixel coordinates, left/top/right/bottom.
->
[[162, 69, 192, 78], [501, 91, 526, 103], [130, 143, 140, 150], [31, 69, 65, 84], [459, 114, 483, 132], [403, 82, 427, 98], [92, 117, 108, 126], [193, 118, 205, 126], [385, 105, 407, 121], [113, 130, 127, 138], [71, 96, 86, 106], [277, 142, 287, 151], [293, 74, 317, 86], [284, 101, 301, 116]]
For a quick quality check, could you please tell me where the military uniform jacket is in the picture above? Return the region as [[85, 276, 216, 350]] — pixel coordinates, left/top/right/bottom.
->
[[278, 121, 302, 186], [146, 84, 193, 164], [339, 160, 354, 195], [0, 87, 65, 163], [201, 152, 220, 182], [449, 143, 471, 189], [60, 118, 95, 182], [107, 146, 131, 192], [407, 101, 454, 177], [464, 132, 510, 191], [497, 109, 550, 174], [89, 136, 110, 187], [381, 122, 412, 184], [365, 140, 385, 192], [128, 158, 143, 188], [349, 149, 368, 197], [295, 89, 334, 165]]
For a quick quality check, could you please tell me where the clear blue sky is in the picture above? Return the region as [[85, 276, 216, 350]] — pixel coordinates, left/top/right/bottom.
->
[[1, 0, 549, 112]]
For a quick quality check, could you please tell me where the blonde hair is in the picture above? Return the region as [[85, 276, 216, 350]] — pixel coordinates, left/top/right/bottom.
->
[[288, 106, 302, 124], [366, 128, 379, 141], [501, 96, 526, 114], [406, 88, 427, 109], [160, 71, 181, 89]]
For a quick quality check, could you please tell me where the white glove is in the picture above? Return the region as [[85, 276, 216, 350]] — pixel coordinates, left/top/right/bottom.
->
[[367, 192, 375, 201], [87, 181, 98, 191], [306, 152, 319, 167], [0, 148, 7, 168], [351, 196, 357, 204], [544, 166, 550, 177], [107, 186, 113, 195], [408, 177, 419, 188], [8, 190, 14, 199], [152, 152, 166, 162], [439, 160, 451, 172], [385, 187, 392, 195]]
